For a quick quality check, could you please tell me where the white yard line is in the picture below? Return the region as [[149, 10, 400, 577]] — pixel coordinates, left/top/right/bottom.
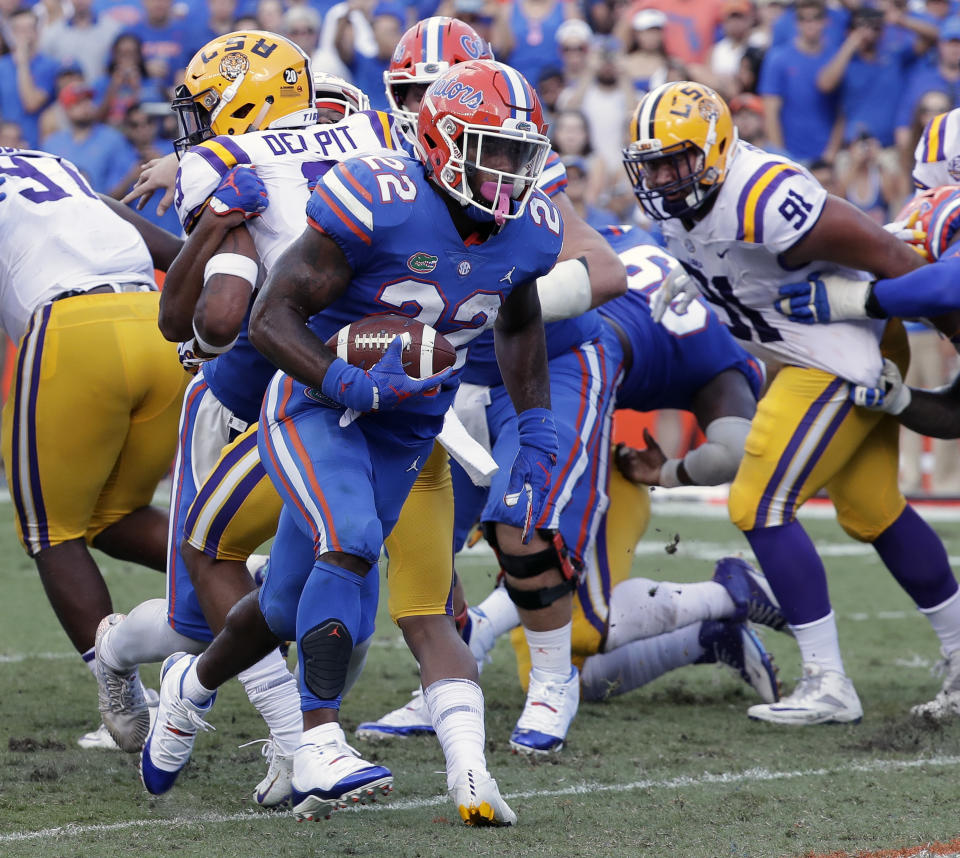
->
[[2, 754, 959, 843]]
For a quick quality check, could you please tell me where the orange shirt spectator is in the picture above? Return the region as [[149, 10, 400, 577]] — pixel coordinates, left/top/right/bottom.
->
[[630, 0, 725, 65]]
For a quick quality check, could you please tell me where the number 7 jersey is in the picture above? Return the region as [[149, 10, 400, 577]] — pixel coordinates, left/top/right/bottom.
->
[[660, 141, 885, 386]]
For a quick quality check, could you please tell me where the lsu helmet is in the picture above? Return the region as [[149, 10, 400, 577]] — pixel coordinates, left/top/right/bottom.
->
[[622, 81, 737, 220], [172, 31, 315, 157], [313, 71, 370, 121], [385, 16, 494, 141], [417, 60, 550, 225]]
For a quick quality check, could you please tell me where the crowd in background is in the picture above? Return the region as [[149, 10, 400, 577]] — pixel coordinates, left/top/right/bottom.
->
[[1, 0, 959, 490]]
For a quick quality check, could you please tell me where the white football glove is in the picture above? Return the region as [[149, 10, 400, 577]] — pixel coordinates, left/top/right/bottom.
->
[[849, 358, 912, 415], [650, 264, 700, 323]]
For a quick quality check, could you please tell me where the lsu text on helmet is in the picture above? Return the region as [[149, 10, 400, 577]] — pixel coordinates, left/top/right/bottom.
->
[[172, 31, 316, 157], [313, 71, 370, 121], [623, 81, 737, 221], [416, 59, 551, 226], [385, 16, 494, 142]]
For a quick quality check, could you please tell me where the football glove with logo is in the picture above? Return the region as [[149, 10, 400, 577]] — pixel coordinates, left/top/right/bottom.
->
[[775, 274, 873, 324], [208, 165, 269, 219], [849, 358, 911, 414], [498, 408, 558, 543]]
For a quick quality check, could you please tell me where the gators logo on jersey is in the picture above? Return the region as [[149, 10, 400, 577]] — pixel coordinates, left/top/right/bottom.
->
[[407, 252, 438, 273]]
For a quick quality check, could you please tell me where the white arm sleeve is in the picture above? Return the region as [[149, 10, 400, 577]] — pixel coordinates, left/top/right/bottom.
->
[[659, 416, 751, 487], [536, 257, 592, 322]]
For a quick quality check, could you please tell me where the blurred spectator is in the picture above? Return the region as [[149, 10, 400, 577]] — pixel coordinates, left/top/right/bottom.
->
[[621, 8, 668, 95], [93, 32, 164, 126], [900, 86, 952, 173], [758, 0, 841, 163], [123, 0, 193, 88], [710, 0, 757, 98], [255, 0, 284, 32], [110, 103, 181, 231], [315, 0, 376, 80], [500, 0, 580, 89], [556, 17, 592, 84], [817, 5, 923, 148], [749, 0, 788, 50], [233, 13, 259, 29], [0, 118, 26, 146], [190, 0, 239, 45], [284, 4, 321, 57], [334, 2, 403, 110], [880, 0, 940, 56], [769, 0, 850, 49], [558, 35, 635, 181], [808, 156, 840, 195], [627, 0, 725, 68], [43, 80, 134, 191], [834, 130, 904, 223], [736, 43, 766, 93], [0, 7, 60, 147], [894, 17, 960, 155], [437, 0, 502, 45], [537, 66, 565, 126], [38, 63, 85, 140], [561, 155, 617, 229], [93, 0, 145, 28], [551, 108, 607, 203], [584, 0, 630, 35], [729, 91, 770, 146], [38, 0, 121, 83]]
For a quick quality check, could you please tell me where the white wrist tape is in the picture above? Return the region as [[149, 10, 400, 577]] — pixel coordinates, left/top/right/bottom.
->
[[192, 319, 238, 356], [660, 416, 752, 488], [203, 252, 259, 290], [536, 258, 592, 322], [823, 275, 871, 321]]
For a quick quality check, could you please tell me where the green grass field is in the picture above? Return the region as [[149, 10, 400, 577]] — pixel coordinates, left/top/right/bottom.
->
[[2, 497, 960, 858]]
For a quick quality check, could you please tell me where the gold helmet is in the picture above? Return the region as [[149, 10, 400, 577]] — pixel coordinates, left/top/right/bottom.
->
[[172, 30, 315, 156], [622, 81, 737, 220]]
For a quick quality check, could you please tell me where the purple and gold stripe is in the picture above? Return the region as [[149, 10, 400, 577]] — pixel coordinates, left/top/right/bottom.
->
[[754, 377, 845, 528], [735, 162, 801, 243], [10, 304, 52, 554], [922, 112, 948, 164]]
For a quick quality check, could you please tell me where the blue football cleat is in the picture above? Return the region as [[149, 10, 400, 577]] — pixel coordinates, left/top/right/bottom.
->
[[698, 620, 780, 703], [712, 556, 789, 632]]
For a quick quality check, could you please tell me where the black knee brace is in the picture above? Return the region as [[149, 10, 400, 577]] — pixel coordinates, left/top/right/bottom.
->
[[482, 524, 581, 611], [300, 619, 354, 700]]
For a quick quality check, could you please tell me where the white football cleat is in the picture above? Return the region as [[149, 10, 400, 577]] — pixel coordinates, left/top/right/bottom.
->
[[355, 688, 434, 740], [248, 737, 294, 807], [79, 688, 158, 750], [748, 662, 862, 725], [509, 666, 580, 754], [910, 647, 960, 721], [449, 769, 516, 827], [140, 653, 216, 794], [94, 613, 151, 752], [291, 724, 393, 820]]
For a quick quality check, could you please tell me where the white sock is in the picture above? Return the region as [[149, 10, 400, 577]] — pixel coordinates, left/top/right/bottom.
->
[[473, 586, 520, 637], [181, 657, 216, 706], [605, 578, 735, 650], [82, 647, 97, 677], [791, 611, 845, 675], [919, 589, 960, 655], [524, 621, 572, 678], [98, 598, 206, 673], [237, 649, 301, 757], [581, 625, 703, 701], [423, 678, 486, 790]]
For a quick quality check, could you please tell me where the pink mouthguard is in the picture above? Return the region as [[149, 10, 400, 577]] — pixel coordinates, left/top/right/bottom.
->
[[480, 181, 514, 226]]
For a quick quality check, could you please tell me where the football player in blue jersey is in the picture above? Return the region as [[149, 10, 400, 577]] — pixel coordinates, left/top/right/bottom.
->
[[140, 59, 562, 827]]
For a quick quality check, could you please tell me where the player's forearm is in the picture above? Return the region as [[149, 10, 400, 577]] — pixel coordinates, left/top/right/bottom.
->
[[897, 385, 960, 439], [869, 258, 960, 319], [494, 321, 551, 413]]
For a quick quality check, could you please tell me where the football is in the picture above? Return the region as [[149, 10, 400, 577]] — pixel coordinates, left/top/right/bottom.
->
[[325, 314, 457, 378]]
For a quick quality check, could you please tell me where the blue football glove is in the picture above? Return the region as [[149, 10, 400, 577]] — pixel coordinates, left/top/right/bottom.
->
[[849, 358, 912, 415], [208, 165, 268, 219], [321, 334, 454, 415], [498, 408, 559, 544], [775, 274, 872, 324]]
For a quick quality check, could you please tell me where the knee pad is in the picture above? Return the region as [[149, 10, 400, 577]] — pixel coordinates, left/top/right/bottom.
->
[[483, 524, 581, 611], [299, 619, 354, 701]]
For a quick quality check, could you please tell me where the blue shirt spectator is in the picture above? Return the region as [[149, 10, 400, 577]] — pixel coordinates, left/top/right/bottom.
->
[[124, 0, 193, 87], [39, 0, 121, 84], [505, 0, 568, 90], [92, 33, 166, 126], [895, 18, 960, 139], [771, 0, 848, 49], [0, 9, 60, 148], [43, 82, 136, 193], [759, 0, 838, 162]]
